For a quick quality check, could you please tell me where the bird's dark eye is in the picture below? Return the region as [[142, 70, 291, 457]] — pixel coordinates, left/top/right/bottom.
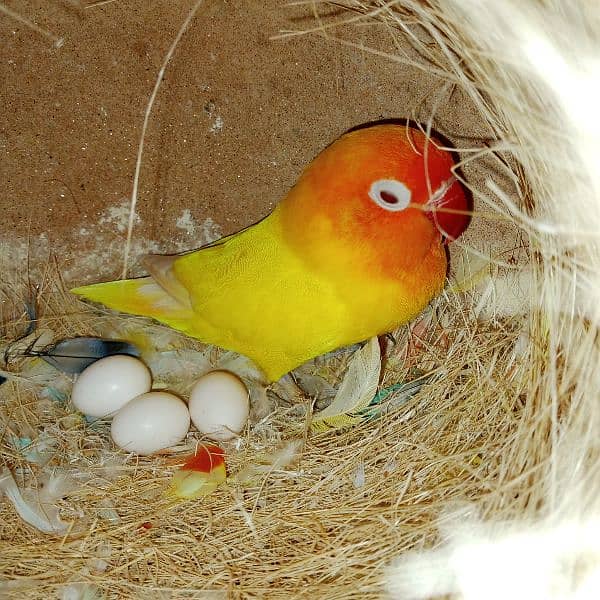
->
[[379, 190, 400, 204], [369, 179, 411, 212]]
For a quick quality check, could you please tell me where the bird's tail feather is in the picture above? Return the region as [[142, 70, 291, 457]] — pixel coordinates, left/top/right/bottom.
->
[[71, 277, 194, 331]]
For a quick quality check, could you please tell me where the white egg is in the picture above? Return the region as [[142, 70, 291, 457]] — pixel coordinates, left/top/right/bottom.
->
[[71, 355, 152, 418], [188, 370, 250, 441], [110, 391, 190, 455]]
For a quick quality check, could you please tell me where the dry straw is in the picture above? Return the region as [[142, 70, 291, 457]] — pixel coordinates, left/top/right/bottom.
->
[[1, 1, 599, 599]]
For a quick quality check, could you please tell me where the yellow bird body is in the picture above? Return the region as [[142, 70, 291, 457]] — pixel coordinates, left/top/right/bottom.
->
[[72, 125, 469, 382]]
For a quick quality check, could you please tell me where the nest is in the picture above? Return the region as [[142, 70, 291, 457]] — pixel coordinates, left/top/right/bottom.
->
[[1, 1, 599, 598]]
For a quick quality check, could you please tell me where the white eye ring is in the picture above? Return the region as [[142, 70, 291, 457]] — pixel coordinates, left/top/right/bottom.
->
[[368, 179, 411, 212]]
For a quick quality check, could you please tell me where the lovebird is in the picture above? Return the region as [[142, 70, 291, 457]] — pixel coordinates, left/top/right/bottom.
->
[[72, 124, 470, 382]]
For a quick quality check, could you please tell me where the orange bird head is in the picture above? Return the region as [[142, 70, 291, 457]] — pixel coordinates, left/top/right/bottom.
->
[[281, 123, 471, 277]]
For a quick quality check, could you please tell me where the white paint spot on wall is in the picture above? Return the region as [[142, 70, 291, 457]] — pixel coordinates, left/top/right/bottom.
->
[[61, 237, 162, 283], [204, 100, 224, 134], [175, 209, 195, 236], [1, 201, 223, 286], [198, 217, 222, 244], [175, 210, 222, 245], [98, 198, 140, 233], [210, 115, 224, 134]]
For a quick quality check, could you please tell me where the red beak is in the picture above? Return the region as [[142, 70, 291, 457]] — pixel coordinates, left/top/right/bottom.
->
[[424, 177, 471, 243]]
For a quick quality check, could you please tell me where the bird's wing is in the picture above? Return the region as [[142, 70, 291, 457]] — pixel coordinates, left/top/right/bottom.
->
[[72, 219, 265, 323]]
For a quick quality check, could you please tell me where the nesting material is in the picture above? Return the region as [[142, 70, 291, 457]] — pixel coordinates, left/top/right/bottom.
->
[[2, 1, 600, 599], [0, 261, 530, 597]]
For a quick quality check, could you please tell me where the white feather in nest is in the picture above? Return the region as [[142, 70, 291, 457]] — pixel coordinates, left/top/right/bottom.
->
[[311, 336, 381, 431], [0, 468, 78, 534], [234, 439, 304, 484]]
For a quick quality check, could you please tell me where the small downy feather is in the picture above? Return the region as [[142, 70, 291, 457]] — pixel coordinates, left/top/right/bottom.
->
[[0, 468, 72, 534], [311, 337, 381, 432], [294, 371, 337, 403], [234, 439, 303, 484], [29, 337, 141, 374]]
